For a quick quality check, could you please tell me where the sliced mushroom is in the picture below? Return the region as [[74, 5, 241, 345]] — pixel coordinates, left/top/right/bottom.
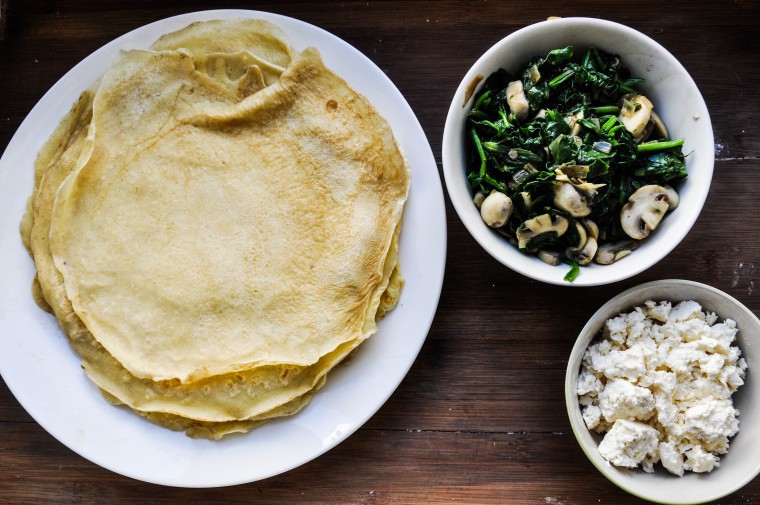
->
[[563, 220, 598, 265], [516, 214, 569, 249], [537, 250, 562, 266], [553, 182, 591, 217], [620, 185, 672, 240], [663, 185, 679, 210], [637, 111, 670, 144], [480, 191, 513, 228], [582, 219, 599, 241], [567, 221, 588, 252], [637, 119, 655, 144], [473, 191, 486, 209], [506, 80, 530, 122], [555, 166, 606, 195], [650, 111, 669, 140], [565, 237, 598, 266], [618, 94, 654, 139], [595, 240, 639, 265]]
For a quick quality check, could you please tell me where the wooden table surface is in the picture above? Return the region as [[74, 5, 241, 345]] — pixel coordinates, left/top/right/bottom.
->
[[2, 1, 759, 503]]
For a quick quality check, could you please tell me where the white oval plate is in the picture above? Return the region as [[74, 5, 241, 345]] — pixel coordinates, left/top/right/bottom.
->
[[0, 10, 446, 488]]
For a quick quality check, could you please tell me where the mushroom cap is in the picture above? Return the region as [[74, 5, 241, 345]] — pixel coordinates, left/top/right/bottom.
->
[[618, 94, 654, 139], [565, 237, 598, 266], [480, 191, 513, 228], [663, 185, 680, 210], [650, 110, 669, 140], [620, 185, 671, 240], [553, 182, 591, 217], [516, 214, 569, 249], [473, 191, 486, 209], [595, 240, 639, 265], [637, 110, 670, 144], [582, 219, 599, 241], [567, 221, 588, 252], [537, 249, 562, 266]]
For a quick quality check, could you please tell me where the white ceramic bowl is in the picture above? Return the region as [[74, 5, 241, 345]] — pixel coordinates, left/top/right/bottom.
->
[[565, 280, 760, 504], [442, 18, 714, 286]]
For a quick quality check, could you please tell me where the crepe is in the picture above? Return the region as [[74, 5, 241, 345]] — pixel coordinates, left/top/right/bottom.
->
[[150, 18, 292, 86], [25, 89, 95, 319], [102, 376, 326, 440], [26, 100, 399, 420], [21, 19, 408, 438], [49, 47, 408, 383]]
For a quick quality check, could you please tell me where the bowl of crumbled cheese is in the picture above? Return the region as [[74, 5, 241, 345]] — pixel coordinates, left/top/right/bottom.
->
[[566, 279, 760, 504]]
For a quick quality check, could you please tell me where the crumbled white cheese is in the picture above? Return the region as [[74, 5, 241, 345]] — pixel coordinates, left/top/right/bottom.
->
[[591, 345, 647, 381], [683, 398, 739, 443], [577, 300, 747, 476], [598, 378, 655, 422], [684, 445, 718, 473], [667, 299, 703, 322], [582, 404, 602, 430], [598, 419, 659, 469], [658, 441, 684, 476]]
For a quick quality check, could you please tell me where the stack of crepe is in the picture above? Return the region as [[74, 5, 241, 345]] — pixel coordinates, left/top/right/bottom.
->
[[19, 19, 409, 439]]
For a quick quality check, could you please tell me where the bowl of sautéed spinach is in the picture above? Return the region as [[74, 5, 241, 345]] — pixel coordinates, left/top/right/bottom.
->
[[442, 17, 713, 285]]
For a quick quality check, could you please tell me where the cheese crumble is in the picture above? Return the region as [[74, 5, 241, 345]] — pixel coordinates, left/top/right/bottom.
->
[[577, 300, 747, 475]]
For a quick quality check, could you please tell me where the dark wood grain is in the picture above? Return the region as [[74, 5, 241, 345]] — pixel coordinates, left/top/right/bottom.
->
[[2, 1, 760, 503]]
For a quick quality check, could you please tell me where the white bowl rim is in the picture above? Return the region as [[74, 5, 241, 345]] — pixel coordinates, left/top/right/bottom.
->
[[441, 17, 714, 286], [564, 279, 760, 503]]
